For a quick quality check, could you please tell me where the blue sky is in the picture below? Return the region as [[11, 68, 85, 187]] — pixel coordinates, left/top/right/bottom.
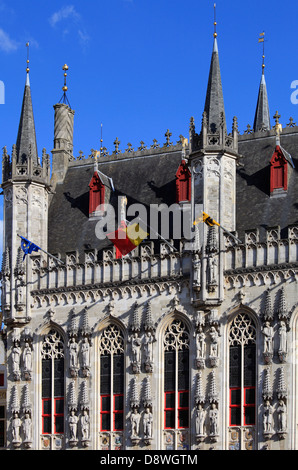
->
[[0, 0, 298, 257]]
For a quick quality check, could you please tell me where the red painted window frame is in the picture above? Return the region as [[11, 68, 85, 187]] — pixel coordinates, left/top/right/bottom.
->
[[42, 397, 51, 434], [164, 391, 175, 429], [177, 390, 189, 429], [89, 172, 105, 214], [175, 160, 191, 203], [100, 394, 111, 432], [270, 146, 288, 193], [229, 386, 256, 427], [164, 390, 189, 429], [113, 393, 124, 431], [229, 387, 241, 427], [100, 393, 124, 432], [243, 386, 255, 426], [54, 397, 64, 434], [42, 397, 64, 434]]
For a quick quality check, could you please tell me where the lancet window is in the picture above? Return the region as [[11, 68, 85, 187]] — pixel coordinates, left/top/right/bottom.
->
[[41, 329, 65, 435], [99, 324, 125, 432], [164, 319, 190, 430], [229, 313, 256, 427]]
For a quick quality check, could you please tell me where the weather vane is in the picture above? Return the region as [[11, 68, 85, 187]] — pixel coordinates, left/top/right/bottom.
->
[[59, 63, 71, 107], [258, 32, 266, 73]]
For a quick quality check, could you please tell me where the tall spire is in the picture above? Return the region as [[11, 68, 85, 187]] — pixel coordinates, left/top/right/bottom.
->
[[15, 42, 38, 164], [253, 32, 271, 132], [203, 4, 226, 133]]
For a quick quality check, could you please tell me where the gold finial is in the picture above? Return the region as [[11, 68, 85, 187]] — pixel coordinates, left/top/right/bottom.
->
[[213, 3, 217, 38], [59, 63, 71, 107], [274, 110, 282, 136], [62, 64, 68, 92], [26, 42, 30, 73]]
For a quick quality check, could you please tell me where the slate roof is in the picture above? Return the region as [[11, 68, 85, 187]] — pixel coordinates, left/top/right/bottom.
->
[[237, 128, 298, 241], [203, 38, 226, 133], [48, 126, 298, 258], [16, 74, 38, 165], [47, 30, 298, 257], [253, 72, 271, 132], [48, 149, 183, 259]]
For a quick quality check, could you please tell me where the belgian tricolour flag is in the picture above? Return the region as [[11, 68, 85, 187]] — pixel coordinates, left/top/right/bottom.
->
[[107, 221, 148, 259]]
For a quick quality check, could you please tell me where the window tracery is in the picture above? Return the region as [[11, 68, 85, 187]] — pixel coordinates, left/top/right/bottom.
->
[[99, 324, 124, 442], [163, 318, 190, 442], [41, 329, 65, 436], [228, 313, 256, 450]]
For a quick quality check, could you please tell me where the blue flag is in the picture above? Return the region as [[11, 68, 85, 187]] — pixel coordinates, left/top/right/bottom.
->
[[20, 236, 41, 260]]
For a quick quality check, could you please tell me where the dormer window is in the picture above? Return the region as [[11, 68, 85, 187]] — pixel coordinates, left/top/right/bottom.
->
[[89, 171, 105, 216], [270, 146, 288, 195], [176, 160, 191, 203]]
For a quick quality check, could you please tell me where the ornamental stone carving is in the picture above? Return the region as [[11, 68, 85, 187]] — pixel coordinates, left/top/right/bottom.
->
[[195, 326, 206, 369], [195, 404, 206, 441], [262, 321, 274, 364]]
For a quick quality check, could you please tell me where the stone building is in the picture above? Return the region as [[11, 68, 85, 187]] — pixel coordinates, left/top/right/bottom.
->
[[0, 25, 297, 451]]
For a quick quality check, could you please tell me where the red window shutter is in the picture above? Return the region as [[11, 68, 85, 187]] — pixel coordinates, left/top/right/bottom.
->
[[274, 166, 284, 188], [176, 160, 191, 203], [89, 172, 105, 214], [270, 146, 288, 192]]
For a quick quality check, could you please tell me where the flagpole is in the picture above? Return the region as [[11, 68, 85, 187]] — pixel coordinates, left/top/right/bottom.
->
[[124, 218, 177, 252], [194, 212, 243, 245], [17, 234, 65, 265], [217, 225, 242, 245]]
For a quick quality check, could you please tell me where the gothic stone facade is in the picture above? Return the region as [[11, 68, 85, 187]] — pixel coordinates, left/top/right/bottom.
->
[[1, 36, 298, 451]]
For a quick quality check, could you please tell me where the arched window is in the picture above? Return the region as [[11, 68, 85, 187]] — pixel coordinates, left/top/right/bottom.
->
[[164, 319, 190, 430], [229, 313, 256, 428], [41, 329, 65, 435], [175, 160, 191, 203], [89, 171, 105, 215], [99, 324, 124, 433]]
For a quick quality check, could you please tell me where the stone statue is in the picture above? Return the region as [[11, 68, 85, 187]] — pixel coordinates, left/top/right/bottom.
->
[[12, 411, 21, 443], [263, 400, 273, 434], [69, 338, 78, 368], [81, 338, 90, 368], [195, 404, 206, 436], [196, 327, 206, 359], [262, 322, 273, 354], [12, 344, 21, 376], [23, 413, 32, 442], [69, 410, 79, 441], [278, 321, 287, 354], [130, 408, 141, 438], [3, 277, 10, 307], [81, 410, 90, 440], [209, 326, 219, 357], [23, 342, 32, 372], [277, 399, 287, 433], [209, 403, 218, 436], [143, 332, 154, 364], [208, 255, 218, 284], [131, 333, 142, 363], [193, 253, 201, 287], [143, 407, 153, 439]]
